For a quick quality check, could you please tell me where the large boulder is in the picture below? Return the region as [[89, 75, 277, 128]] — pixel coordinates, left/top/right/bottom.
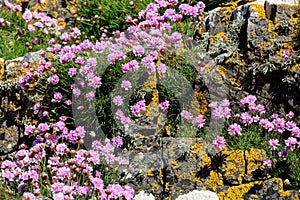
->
[[194, 0, 300, 118]]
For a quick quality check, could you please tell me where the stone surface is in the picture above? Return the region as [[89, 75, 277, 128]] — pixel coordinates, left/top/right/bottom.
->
[[121, 136, 299, 199], [194, 0, 300, 118]]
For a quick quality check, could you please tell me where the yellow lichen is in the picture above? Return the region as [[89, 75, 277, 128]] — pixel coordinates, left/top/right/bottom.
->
[[216, 65, 227, 77], [222, 149, 245, 184], [217, 181, 263, 199], [205, 171, 223, 191], [147, 168, 154, 177], [250, 4, 265, 18]]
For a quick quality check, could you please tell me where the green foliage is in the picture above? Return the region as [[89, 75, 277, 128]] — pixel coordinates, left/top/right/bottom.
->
[[75, 0, 153, 39], [0, 8, 52, 60]]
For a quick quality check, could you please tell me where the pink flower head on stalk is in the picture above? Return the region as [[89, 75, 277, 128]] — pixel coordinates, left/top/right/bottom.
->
[[192, 115, 205, 128], [133, 45, 144, 57], [286, 111, 294, 119], [22, 192, 36, 200], [47, 75, 60, 85], [285, 137, 297, 151], [54, 92, 62, 102], [159, 101, 169, 111], [263, 159, 272, 167], [228, 123, 242, 136], [86, 91, 95, 101], [27, 24, 35, 33], [181, 110, 192, 120], [292, 127, 300, 138], [122, 60, 139, 73], [56, 143, 68, 155], [113, 95, 123, 106], [283, 50, 291, 57], [68, 67, 77, 77], [241, 95, 257, 106], [121, 80, 132, 90], [25, 125, 35, 135], [112, 136, 123, 147], [213, 136, 226, 151], [86, 58, 97, 68], [157, 63, 167, 73], [23, 9, 32, 22], [268, 139, 279, 150], [131, 100, 146, 115]]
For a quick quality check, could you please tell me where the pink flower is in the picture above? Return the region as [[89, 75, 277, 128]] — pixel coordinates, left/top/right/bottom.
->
[[64, 100, 72, 105], [120, 116, 131, 125], [56, 143, 68, 155], [122, 60, 139, 73], [263, 159, 272, 167], [131, 100, 146, 115], [25, 125, 35, 135], [33, 21, 43, 28], [112, 136, 123, 147], [68, 67, 77, 77], [91, 177, 104, 190], [28, 24, 35, 32], [51, 182, 64, 193], [240, 112, 253, 126], [86, 58, 97, 68], [47, 75, 60, 85], [285, 137, 297, 151], [133, 45, 144, 56], [170, 32, 182, 44], [213, 136, 226, 151], [157, 63, 167, 73], [283, 50, 291, 57], [22, 192, 36, 200], [292, 127, 300, 138], [75, 57, 85, 65], [54, 92, 63, 102], [72, 88, 81, 97], [286, 111, 294, 119], [268, 139, 279, 150], [159, 101, 169, 111], [22, 9, 32, 22], [192, 115, 205, 128], [54, 121, 65, 131], [86, 91, 95, 101], [57, 167, 70, 180], [228, 123, 242, 136], [241, 95, 257, 106], [89, 76, 102, 88], [121, 80, 132, 90], [113, 95, 123, 106], [181, 110, 192, 120], [37, 123, 50, 133]]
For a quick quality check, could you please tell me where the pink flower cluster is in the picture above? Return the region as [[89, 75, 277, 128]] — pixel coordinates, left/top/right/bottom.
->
[[131, 100, 146, 115], [212, 95, 300, 171], [209, 99, 231, 120]]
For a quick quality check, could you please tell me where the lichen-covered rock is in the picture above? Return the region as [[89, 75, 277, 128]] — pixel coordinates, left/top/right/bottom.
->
[[0, 51, 46, 155], [194, 0, 300, 118]]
